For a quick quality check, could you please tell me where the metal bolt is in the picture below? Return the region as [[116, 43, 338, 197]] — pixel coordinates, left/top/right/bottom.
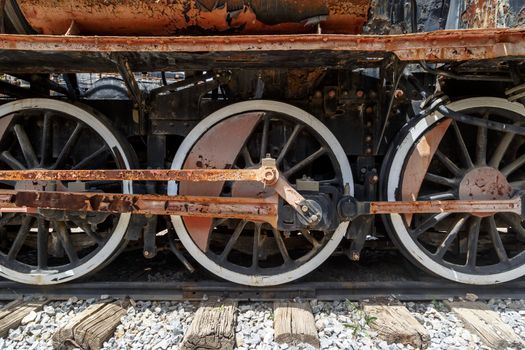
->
[[310, 214, 319, 222], [356, 90, 364, 98], [327, 89, 336, 98], [301, 205, 309, 213], [365, 135, 372, 142], [144, 251, 150, 257], [366, 106, 374, 114]]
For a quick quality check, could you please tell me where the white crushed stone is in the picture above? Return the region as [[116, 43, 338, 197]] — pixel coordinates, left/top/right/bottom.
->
[[0, 298, 523, 350]]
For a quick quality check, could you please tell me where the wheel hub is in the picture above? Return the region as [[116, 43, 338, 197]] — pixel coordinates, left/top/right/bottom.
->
[[458, 166, 512, 200], [458, 166, 512, 218]]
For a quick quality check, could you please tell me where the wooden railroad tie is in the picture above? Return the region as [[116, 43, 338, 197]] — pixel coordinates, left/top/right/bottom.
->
[[273, 301, 320, 348], [180, 301, 237, 350], [362, 302, 430, 350], [0, 299, 46, 338], [445, 300, 525, 350], [52, 299, 129, 350]]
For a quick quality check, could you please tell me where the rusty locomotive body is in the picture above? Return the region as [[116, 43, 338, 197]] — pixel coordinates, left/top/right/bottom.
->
[[0, 0, 522, 286]]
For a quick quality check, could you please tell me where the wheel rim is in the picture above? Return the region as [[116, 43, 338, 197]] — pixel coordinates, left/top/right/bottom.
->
[[384, 97, 525, 284], [169, 100, 352, 286], [0, 99, 133, 284]]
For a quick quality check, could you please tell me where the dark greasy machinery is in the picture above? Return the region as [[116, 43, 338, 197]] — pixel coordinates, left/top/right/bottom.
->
[[0, 0, 522, 286]]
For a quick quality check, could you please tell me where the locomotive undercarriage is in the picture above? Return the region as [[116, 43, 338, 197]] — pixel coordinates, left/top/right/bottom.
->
[[0, 28, 523, 286]]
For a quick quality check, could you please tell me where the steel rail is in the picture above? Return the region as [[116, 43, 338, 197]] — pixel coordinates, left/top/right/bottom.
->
[[0, 279, 523, 301]]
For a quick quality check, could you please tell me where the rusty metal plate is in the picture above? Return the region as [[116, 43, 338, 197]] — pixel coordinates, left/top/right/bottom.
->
[[401, 119, 451, 224], [180, 112, 262, 252]]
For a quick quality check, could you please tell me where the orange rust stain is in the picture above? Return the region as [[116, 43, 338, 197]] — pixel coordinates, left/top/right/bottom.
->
[[16, 0, 371, 35], [462, 0, 498, 29]]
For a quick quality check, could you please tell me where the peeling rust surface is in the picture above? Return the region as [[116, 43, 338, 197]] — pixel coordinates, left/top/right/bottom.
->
[[0, 28, 522, 70], [462, 0, 525, 29], [0, 189, 279, 226], [16, 0, 371, 35]]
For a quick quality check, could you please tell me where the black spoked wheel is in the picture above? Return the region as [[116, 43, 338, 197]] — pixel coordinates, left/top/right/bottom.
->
[[170, 101, 353, 286], [0, 99, 135, 284], [383, 97, 525, 284]]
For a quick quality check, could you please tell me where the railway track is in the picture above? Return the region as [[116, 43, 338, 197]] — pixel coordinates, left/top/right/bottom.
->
[[1, 279, 525, 302], [0, 288, 524, 349], [0, 252, 523, 349], [0, 251, 524, 301]]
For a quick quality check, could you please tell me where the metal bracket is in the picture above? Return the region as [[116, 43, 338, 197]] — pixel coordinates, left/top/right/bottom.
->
[[113, 55, 146, 134]]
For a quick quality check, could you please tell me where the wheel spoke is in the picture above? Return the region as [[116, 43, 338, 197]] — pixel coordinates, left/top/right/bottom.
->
[[424, 173, 457, 187], [276, 124, 302, 166], [0, 213, 15, 226], [434, 215, 467, 258], [273, 228, 291, 264], [252, 223, 261, 269], [284, 147, 326, 178], [319, 178, 340, 185], [410, 212, 451, 238], [489, 126, 516, 169], [37, 218, 49, 269], [39, 112, 52, 166], [240, 146, 254, 168], [54, 221, 79, 264], [71, 145, 108, 170], [452, 120, 474, 168], [218, 220, 247, 262], [498, 213, 525, 240], [301, 229, 320, 247], [13, 124, 38, 168], [7, 216, 33, 260], [0, 151, 26, 170], [510, 180, 525, 189], [418, 191, 456, 201], [260, 116, 270, 161], [71, 219, 104, 246], [475, 112, 489, 165], [500, 154, 525, 177], [53, 122, 83, 169], [466, 217, 481, 267], [434, 150, 461, 177], [488, 216, 509, 264]]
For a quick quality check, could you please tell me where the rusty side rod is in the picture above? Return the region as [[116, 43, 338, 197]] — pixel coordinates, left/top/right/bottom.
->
[[367, 198, 522, 216], [0, 166, 279, 185], [0, 190, 279, 227]]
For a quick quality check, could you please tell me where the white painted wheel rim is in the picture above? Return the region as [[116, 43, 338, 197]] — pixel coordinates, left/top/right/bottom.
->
[[0, 99, 132, 285], [386, 97, 525, 284], [169, 100, 353, 286]]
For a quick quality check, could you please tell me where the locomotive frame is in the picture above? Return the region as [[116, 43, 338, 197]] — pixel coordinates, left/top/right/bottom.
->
[[0, 1, 523, 286]]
